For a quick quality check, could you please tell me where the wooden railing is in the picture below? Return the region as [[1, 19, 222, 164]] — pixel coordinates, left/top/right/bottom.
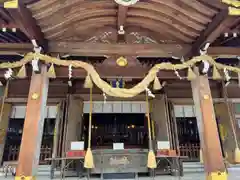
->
[[179, 143, 200, 161], [4, 145, 52, 164]]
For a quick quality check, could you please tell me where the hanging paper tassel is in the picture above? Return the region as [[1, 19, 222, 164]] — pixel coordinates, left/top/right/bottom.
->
[[212, 66, 222, 80], [16, 65, 26, 78], [47, 64, 56, 78], [187, 67, 196, 81], [146, 91, 157, 169], [153, 76, 161, 90], [84, 74, 93, 88], [84, 88, 94, 168]]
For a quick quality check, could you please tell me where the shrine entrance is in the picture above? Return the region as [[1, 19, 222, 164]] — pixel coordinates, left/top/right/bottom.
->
[[82, 101, 148, 150], [83, 113, 148, 149]]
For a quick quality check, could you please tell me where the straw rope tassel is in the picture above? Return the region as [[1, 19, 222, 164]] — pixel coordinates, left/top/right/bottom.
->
[[146, 92, 157, 169], [0, 81, 9, 125], [222, 81, 240, 163], [153, 76, 162, 90], [16, 65, 27, 78], [84, 87, 94, 168]]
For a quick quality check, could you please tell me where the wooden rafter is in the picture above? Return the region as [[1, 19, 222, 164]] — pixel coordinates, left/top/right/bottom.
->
[[6, 2, 47, 50], [117, 5, 128, 29], [186, 9, 232, 57]]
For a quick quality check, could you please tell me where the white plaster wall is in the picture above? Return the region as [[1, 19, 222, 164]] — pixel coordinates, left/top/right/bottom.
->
[[83, 101, 146, 113], [10, 105, 57, 119]]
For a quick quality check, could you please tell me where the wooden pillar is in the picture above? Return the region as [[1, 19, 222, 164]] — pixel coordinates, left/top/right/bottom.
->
[[151, 94, 170, 145], [191, 73, 227, 180], [65, 95, 84, 152], [15, 66, 49, 180], [0, 102, 12, 163]]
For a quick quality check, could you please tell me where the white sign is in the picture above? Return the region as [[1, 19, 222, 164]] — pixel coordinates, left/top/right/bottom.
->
[[113, 143, 124, 150], [157, 141, 170, 150], [71, 141, 84, 150]]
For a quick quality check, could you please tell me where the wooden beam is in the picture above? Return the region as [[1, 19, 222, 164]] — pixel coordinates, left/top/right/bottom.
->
[[187, 9, 231, 57], [0, 42, 239, 57], [15, 65, 49, 179], [191, 70, 227, 179], [6, 2, 47, 49], [208, 47, 240, 56], [49, 41, 190, 57], [0, 43, 32, 54]]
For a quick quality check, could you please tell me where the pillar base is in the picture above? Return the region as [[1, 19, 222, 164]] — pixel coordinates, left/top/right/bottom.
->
[[207, 172, 227, 180], [15, 176, 36, 180]]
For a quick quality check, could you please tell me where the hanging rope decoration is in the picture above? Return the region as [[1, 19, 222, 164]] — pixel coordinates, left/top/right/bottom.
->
[[84, 87, 94, 169], [145, 90, 157, 169], [1, 53, 240, 97]]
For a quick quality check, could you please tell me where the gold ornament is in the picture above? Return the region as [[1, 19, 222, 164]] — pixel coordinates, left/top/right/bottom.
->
[[31, 93, 39, 100], [116, 56, 128, 67], [203, 94, 209, 100]]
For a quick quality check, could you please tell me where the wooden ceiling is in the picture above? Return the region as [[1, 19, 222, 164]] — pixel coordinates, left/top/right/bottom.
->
[[27, 0, 225, 43], [0, 1, 237, 42]]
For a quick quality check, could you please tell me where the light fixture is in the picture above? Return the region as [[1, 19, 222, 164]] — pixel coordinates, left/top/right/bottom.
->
[[116, 56, 128, 67], [12, 28, 16, 33], [2, 27, 6, 32]]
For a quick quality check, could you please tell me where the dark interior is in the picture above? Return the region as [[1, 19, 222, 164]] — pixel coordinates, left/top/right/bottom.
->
[[82, 113, 148, 149], [2, 118, 55, 163], [176, 117, 200, 145]]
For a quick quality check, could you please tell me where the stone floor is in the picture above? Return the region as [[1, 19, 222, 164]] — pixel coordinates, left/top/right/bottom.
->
[[0, 172, 239, 180]]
